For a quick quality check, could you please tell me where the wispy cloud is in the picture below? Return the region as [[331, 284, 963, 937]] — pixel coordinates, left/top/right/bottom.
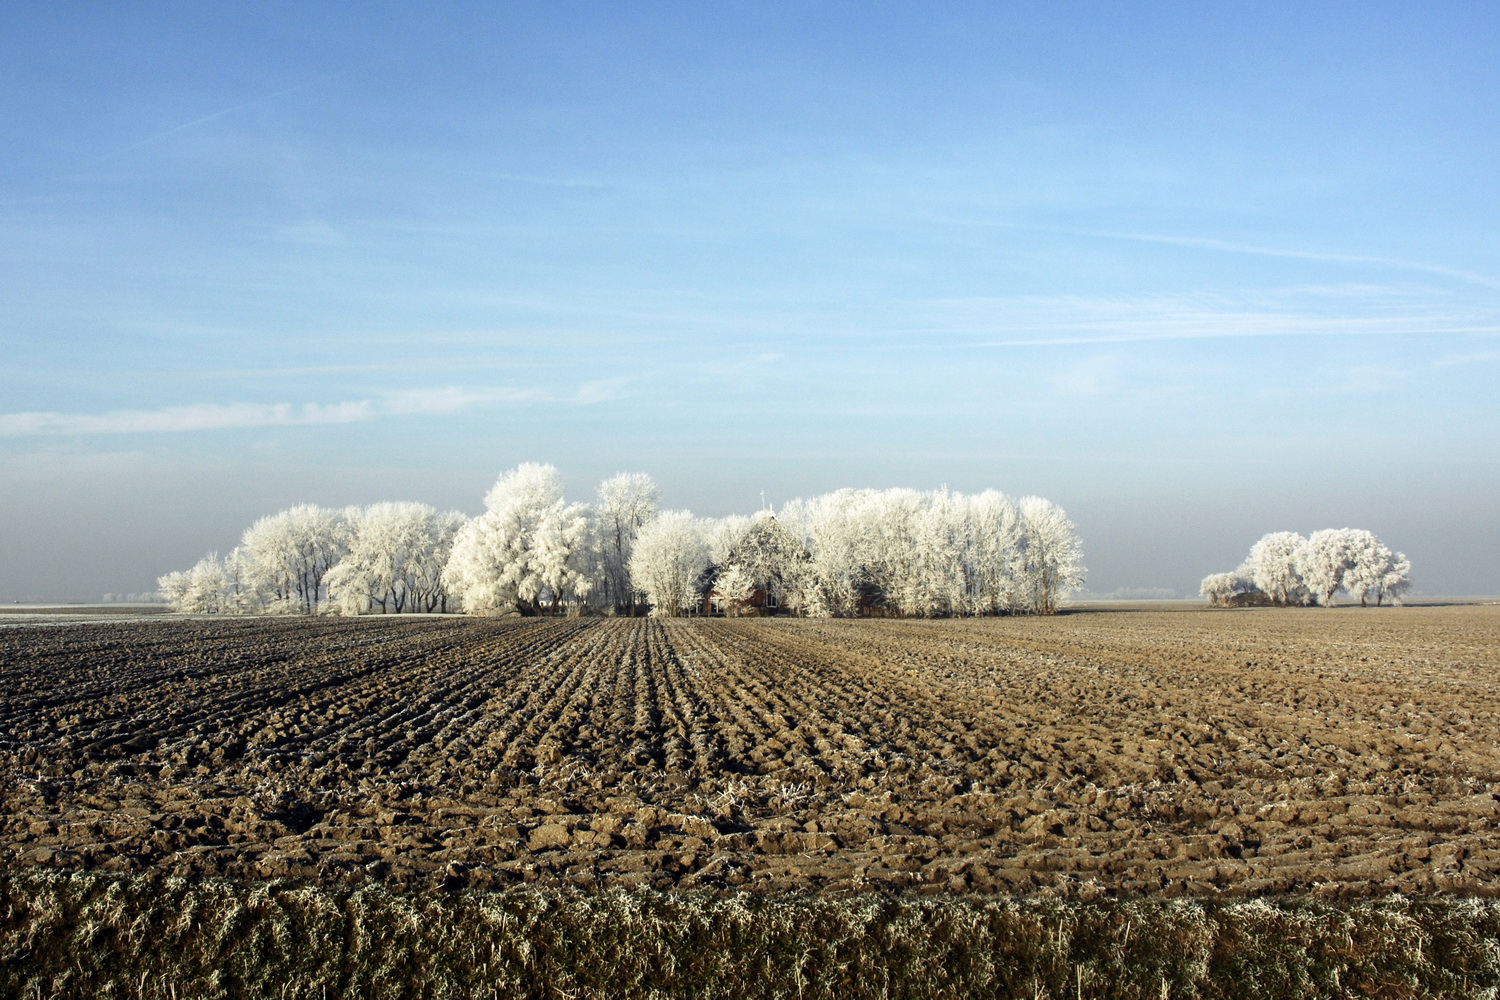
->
[[0, 401, 374, 436], [912, 292, 1500, 348], [1432, 349, 1500, 368], [163, 357, 565, 380], [0, 383, 604, 437], [945, 219, 1500, 290], [974, 319, 1500, 348], [1086, 230, 1500, 290], [380, 386, 545, 415]]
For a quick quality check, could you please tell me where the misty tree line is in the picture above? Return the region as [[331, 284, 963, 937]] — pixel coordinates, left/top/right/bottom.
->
[[1200, 529, 1412, 608], [160, 463, 1085, 618]]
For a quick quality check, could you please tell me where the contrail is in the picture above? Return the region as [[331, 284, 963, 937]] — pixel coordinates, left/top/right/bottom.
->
[[929, 216, 1500, 291], [115, 64, 364, 154], [1089, 228, 1500, 291]]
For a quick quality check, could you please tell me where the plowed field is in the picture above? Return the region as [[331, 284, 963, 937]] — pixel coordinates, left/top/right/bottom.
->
[[3, 606, 1498, 897]]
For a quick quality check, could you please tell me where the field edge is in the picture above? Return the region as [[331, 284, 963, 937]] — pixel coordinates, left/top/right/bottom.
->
[[4, 869, 1499, 999]]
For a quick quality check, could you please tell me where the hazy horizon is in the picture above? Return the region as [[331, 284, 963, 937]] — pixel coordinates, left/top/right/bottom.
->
[[4, 4, 1497, 602]]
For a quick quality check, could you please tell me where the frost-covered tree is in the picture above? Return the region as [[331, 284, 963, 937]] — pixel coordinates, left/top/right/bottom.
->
[[629, 510, 710, 616], [443, 463, 593, 616], [239, 504, 354, 614], [325, 502, 464, 615], [710, 512, 810, 614], [530, 497, 594, 614], [411, 510, 468, 612], [702, 514, 753, 568], [914, 488, 965, 617], [1342, 531, 1412, 607], [777, 486, 1049, 618], [1208, 528, 1410, 609], [593, 472, 659, 615], [1200, 572, 1236, 607], [1377, 551, 1413, 606], [712, 562, 758, 616], [1200, 566, 1258, 607], [867, 489, 929, 615], [158, 555, 228, 613], [158, 548, 258, 613], [1247, 532, 1311, 607], [1015, 496, 1086, 615], [155, 467, 1083, 620], [1299, 528, 1362, 606], [778, 491, 868, 617], [909, 489, 1028, 617], [157, 569, 190, 609], [1335, 529, 1382, 609], [962, 490, 1027, 615]]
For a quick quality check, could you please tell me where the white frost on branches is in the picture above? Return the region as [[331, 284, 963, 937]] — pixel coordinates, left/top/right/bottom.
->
[[157, 465, 1086, 619], [773, 487, 1081, 617], [157, 549, 257, 614], [628, 510, 710, 617], [1203, 528, 1411, 607], [158, 501, 465, 616], [1248, 531, 1311, 607], [442, 463, 592, 616], [324, 502, 464, 615], [1015, 496, 1087, 616], [708, 512, 812, 616], [593, 472, 660, 615], [1342, 530, 1412, 607], [1199, 567, 1256, 607], [239, 504, 354, 614]]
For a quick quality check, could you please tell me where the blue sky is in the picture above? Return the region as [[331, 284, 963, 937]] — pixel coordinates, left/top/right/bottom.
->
[[3, 2, 1497, 600]]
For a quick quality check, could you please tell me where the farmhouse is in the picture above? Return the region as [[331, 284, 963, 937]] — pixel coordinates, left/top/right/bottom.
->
[[703, 513, 810, 616]]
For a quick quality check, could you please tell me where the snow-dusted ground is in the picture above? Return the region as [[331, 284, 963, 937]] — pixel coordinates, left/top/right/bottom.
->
[[0, 604, 174, 628]]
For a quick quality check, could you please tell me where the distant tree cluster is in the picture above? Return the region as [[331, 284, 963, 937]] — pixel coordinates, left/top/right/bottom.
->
[[1200, 529, 1411, 608], [159, 502, 465, 616], [160, 464, 1085, 618], [628, 489, 1083, 618]]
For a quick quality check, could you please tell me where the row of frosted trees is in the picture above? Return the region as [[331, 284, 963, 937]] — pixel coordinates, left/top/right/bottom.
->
[[1200, 529, 1412, 608], [629, 489, 1085, 617], [160, 463, 1085, 618], [158, 502, 466, 616]]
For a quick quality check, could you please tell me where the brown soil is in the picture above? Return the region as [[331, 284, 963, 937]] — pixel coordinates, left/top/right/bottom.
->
[[2, 607, 1497, 897]]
